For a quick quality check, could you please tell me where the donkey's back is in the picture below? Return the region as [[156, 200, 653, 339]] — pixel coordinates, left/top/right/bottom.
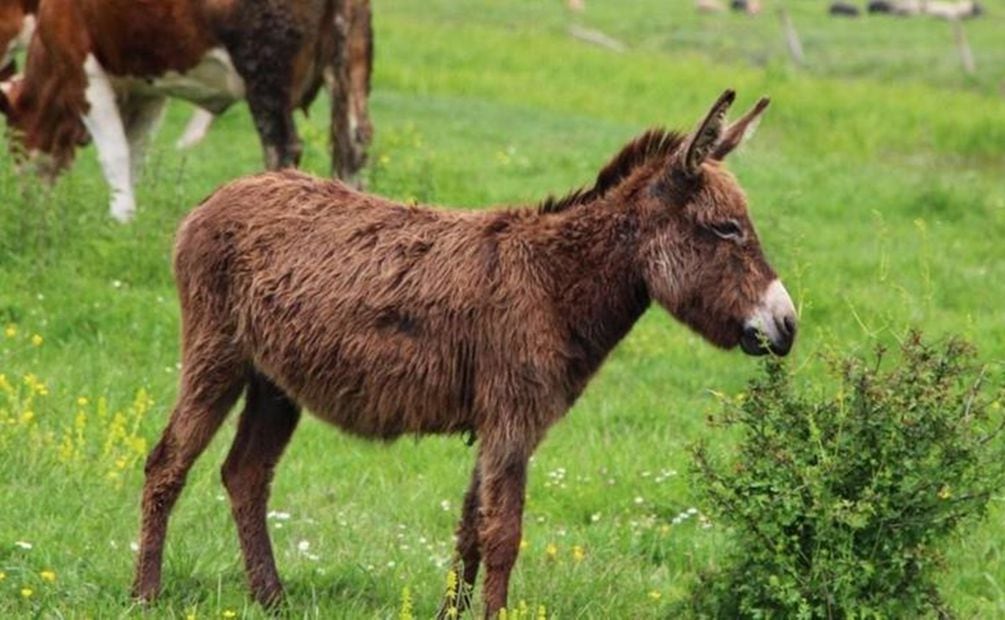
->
[[175, 170, 563, 440]]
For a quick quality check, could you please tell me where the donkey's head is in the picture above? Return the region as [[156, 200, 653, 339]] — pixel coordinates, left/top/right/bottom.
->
[[636, 90, 795, 356]]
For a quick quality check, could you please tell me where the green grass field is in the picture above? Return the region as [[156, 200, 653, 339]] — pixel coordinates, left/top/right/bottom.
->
[[1, 1, 1004, 617]]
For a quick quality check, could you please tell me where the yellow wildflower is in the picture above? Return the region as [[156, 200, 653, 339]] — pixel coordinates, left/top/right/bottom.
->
[[31, 334, 43, 346], [545, 543, 558, 559], [648, 590, 662, 601], [399, 585, 414, 620], [571, 545, 585, 563], [21, 588, 33, 598], [20, 410, 35, 424], [443, 568, 458, 614], [537, 604, 547, 619], [40, 570, 56, 583], [24, 374, 48, 396], [77, 396, 89, 407], [0, 570, 6, 581], [187, 615, 197, 620], [3, 324, 15, 338], [519, 538, 529, 550], [938, 486, 952, 500], [222, 611, 237, 619]]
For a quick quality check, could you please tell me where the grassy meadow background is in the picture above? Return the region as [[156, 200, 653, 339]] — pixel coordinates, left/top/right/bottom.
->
[[2, 0, 1004, 616]]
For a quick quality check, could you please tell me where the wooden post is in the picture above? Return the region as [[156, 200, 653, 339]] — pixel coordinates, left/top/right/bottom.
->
[[950, 18, 976, 76], [330, 0, 373, 185], [778, 8, 805, 67]]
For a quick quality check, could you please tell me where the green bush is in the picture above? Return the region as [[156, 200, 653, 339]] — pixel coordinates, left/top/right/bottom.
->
[[688, 332, 1005, 619]]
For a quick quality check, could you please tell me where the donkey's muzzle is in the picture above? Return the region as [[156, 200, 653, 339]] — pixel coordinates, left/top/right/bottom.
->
[[741, 279, 797, 357], [740, 315, 796, 357]]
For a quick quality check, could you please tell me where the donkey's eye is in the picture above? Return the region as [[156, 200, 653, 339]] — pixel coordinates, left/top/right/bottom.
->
[[708, 220, 743, 240]]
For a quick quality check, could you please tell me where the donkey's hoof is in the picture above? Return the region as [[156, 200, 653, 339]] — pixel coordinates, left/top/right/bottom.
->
[[130, 584, 160, 606], [254, 583, 286, 610]]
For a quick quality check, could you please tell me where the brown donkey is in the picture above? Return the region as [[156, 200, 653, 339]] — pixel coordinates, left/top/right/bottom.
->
[[133, 90, 796, 616]]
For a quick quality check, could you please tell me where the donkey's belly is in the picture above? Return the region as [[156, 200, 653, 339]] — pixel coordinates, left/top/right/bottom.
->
[[254, 344, 477, 442], [296, 382, 474, 441]]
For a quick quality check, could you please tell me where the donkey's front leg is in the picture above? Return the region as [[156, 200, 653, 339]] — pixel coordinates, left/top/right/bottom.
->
[[477, 439, 532, 618]]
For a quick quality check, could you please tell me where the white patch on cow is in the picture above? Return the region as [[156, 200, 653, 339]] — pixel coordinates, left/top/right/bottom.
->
[[81, 54, 135, 223], [176, 107, 216, 150], [744, 279, 796, 345], [123, 47, 245, 114], [2, 14, 35, 68]]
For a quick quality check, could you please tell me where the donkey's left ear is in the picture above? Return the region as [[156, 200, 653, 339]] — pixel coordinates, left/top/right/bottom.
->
[[711, 97, 770, 161], [680, 89, 735, 176]]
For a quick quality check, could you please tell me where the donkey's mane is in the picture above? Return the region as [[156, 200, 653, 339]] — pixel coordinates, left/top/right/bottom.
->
[[538, 128, 685, 214]]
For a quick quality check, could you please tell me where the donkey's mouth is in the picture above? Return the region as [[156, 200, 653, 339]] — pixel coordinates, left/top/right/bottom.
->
[[740, 318, 795, 357], [741, 280, 797, 357]]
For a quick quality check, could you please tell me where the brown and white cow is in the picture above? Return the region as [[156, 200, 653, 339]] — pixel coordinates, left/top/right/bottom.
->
[[0, 0, 372, 222], [2, 0, 217, 151]]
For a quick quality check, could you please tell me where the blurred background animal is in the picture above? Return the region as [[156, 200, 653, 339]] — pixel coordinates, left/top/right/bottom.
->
[[731, 0, 762, 14], [696, 0, 726, 13], [0, 0, 373, 222], [830, 1, 863, 16]]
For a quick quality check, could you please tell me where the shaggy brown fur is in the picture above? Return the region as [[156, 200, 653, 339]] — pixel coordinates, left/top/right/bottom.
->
[[133, 90, 796, 617]]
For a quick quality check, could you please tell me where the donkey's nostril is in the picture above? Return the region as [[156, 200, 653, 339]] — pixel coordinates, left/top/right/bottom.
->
[[740, 325, 770, 356], [779, 315, 797, 338]]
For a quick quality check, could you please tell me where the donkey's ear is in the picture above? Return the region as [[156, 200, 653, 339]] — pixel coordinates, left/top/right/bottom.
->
[[680, 89, 735, 176], [711, 97, 770, 161]]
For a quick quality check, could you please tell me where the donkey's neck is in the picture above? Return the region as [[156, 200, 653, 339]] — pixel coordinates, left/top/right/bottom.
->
[[541, 199, 651, 401]]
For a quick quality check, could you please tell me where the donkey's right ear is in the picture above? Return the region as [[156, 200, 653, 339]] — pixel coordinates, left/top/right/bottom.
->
[[711, 97, 770, 161], [679, 89, 736, 176]]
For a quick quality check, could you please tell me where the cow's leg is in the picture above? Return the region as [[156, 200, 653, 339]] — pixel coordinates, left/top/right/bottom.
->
[[176, 108, 216, 150], [221, 371, 300, 608], [132, 337, 246, 602], [122, 94, 167, 182], [245, 94, 300, 170], [329, 0, 373, 184], [478, 437, 534, 618], [438, 461, 482, 618], [80, 54, 135, 222], [221, 5, 303, 171]]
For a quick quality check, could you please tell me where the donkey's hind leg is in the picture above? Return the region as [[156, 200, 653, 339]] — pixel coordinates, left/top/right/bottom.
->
[[438, 462, 482, 619], [132, 347, 246, 602], [221, 371, 301, 607]]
